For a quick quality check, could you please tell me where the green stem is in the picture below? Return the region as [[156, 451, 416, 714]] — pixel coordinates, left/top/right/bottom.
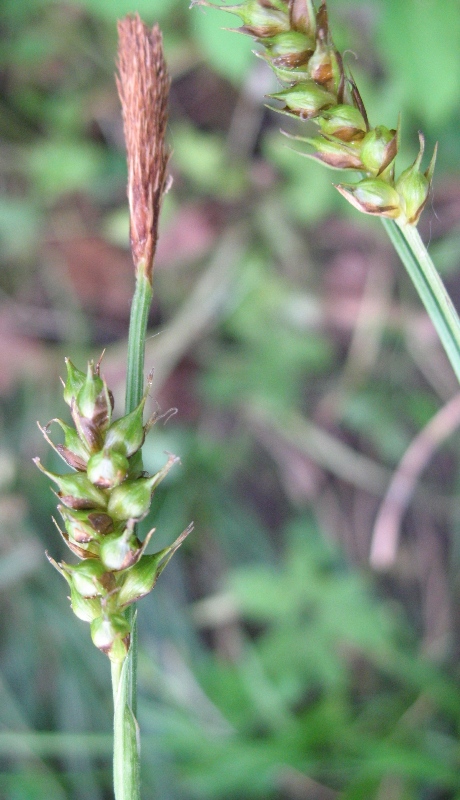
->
[[125, 267, 153, 715], [382, 219, 460, 384], [126, 269, 154, 414], [112, 657, 140, 800], [112, 265, 153, 800]]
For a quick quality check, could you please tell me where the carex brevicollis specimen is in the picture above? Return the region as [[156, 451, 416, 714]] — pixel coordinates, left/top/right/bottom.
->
[[35, 16, 192, 800], [35, 15, 190, 665], [191, 0, 436, 225]]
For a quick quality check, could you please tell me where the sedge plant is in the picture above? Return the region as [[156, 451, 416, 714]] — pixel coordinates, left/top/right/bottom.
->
[[33, 4, 460, 797], [34, 15, 190, 800], [192, 0, 460, 384]]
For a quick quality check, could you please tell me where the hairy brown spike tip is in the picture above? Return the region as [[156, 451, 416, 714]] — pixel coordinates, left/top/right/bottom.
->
[[116, 15, 170, 283]]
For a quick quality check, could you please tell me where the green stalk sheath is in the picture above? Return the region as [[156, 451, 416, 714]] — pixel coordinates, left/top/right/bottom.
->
[[112, 265, 153, 800], [112, 658, 141, 800], [126, 269, 154, 414], [382, 219, 460, 383]]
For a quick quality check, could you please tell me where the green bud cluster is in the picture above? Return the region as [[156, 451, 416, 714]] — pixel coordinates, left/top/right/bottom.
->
[[193, 0, 436, 226], [35, 359, 192, 663]]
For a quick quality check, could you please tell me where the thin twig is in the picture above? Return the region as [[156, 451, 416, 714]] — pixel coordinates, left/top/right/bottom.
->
[[370, 393, 460, 569]]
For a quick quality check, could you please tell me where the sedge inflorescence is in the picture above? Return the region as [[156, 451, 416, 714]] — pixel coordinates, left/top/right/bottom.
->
[[117, 14, 170, 281], [193, 0, 436, 225], [35, 359, 190, 663]]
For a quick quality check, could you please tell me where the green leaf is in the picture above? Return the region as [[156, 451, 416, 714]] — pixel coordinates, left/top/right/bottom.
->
[[383, 220, 460, 385]]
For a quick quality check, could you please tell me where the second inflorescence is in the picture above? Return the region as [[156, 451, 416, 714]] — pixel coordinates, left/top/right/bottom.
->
[[192, 0, 436, 225]]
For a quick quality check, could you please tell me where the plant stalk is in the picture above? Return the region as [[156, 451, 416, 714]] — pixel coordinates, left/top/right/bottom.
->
[[112, 263, 153, 800], [382, 219, 460, 384], [126, 266, 154, 415], [112, 656, 140, 800]]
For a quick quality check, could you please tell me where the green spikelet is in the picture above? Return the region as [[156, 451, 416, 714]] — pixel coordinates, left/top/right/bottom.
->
[[36, 359, 193, 661]]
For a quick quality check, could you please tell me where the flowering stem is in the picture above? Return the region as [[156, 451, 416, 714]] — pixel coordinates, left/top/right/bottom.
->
[[125, 266, 153, 706], [111, 266, 153, 799], [382, 219, 460, 383], [113, 10, 169, 794]]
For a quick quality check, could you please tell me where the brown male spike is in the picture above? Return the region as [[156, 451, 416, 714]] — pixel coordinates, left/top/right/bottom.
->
[[116, 15, 170, 282]]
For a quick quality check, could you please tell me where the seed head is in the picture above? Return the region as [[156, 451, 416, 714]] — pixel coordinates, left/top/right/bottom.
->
[[289, 0, 316, 37], [264, 30, 314, 69], [192, 0, 290, 37], [99, 521, 153, 571], [360, 125, 398, 177], [116, 523, 194, 607], [300, 134, 363, 169], [91, 614, 131, 662], [270, 80, 335, 117], [117, 15, 170, 282], [195, 0, 435, 226], [317, 104, 367, 142], [396, 134, 437, 225], [335, 178, 401, 219]]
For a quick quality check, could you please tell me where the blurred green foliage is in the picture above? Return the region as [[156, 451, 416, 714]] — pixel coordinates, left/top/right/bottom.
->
[[1, 1, 460, 799]]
